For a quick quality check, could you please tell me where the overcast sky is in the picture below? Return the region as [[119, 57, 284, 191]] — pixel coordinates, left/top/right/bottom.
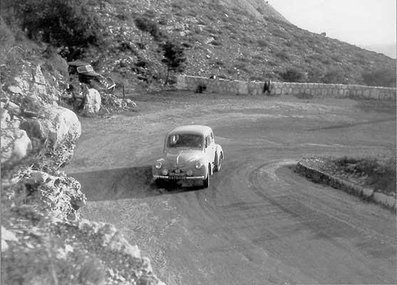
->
[[269, 0, 396, 46]]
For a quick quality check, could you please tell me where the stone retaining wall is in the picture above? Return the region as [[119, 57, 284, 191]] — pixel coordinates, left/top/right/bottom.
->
[[295, 160, 396, 211], [177, 75, 396, 100]]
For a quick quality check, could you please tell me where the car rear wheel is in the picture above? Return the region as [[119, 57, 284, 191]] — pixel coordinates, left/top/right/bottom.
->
[[214, 152, 223, 172]]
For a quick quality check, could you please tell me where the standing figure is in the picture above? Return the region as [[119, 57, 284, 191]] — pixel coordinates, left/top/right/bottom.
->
[[263, 80, 271, 95]]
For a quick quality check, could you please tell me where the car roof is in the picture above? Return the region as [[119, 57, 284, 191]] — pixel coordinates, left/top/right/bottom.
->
[[168, 125, 212, 136]]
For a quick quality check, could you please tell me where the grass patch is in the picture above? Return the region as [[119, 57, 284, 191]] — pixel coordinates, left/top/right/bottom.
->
[[333, 156, 396, 195]]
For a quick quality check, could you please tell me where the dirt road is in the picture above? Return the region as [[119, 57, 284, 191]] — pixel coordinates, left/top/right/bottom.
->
[[67, 92, 396, 285]]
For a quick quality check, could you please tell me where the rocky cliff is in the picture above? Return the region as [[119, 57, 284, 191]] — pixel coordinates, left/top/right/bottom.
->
[[1, 48, 164, 285]]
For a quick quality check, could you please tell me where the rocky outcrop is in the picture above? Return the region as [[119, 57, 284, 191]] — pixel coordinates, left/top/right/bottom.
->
[[20, 104, 81, 169], [1, 54, 164, 284], [20, 170, 86, 220], [1, 108, 32, 166]]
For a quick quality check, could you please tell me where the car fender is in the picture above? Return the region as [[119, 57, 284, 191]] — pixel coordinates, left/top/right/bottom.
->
[[215, 144, 224, 160]]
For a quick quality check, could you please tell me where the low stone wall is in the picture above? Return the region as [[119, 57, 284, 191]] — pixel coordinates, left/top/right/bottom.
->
[[176, 75, 396, 100], [295, 160, 396, 211]]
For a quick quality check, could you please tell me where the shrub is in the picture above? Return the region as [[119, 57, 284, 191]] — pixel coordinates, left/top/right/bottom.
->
[[161, 40, 186, 84], [306, 66, 324, 83], [335, 156, 396, 195], [13, 0, 104, 60], [195, 83, 207, 93], [134, 15, 165, 42], [280, 68, 304, 82], [321, 69, 347, 84], [362, 68, 396, 87]]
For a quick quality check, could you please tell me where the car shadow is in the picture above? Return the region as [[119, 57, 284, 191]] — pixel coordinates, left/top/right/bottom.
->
[[69, 165, 204, 202]]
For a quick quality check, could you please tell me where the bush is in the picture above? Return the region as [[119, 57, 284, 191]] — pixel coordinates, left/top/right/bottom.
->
[[279, 68, 304, 82], [161, 40, 186, 84], [335, 156, 396, 195], [195, 83, 207, 93], [134, 15, 164, 41], [362, 68, 396, 87], [13, 0, 104, 60], [321, 69, 347, 84]]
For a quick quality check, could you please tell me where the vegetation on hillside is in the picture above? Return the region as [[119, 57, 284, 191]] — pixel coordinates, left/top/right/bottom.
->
[[1, 0, 395, 89], [325, 156, 396, 196]]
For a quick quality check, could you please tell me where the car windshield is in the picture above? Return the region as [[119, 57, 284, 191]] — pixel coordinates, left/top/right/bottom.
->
[[167, 133, 203, 149]]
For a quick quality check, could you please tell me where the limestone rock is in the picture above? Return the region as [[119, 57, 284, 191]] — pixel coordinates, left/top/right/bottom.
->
[[1, 128, 32, 165], [21, 171, 87, 220], [84, 88, 102, 115], [1, 226, 18, 252], [21, 105, 81, 149], [125, 98, 137, 108]]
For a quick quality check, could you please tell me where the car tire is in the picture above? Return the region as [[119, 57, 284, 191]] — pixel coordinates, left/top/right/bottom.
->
[[156, 178, 166, 188], [156, 179, 173, 189], [214, 152, 222, 172], [203, 174, 210, 188]]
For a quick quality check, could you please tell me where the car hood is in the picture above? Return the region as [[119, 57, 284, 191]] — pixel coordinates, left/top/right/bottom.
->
[[162, 149, 204, 167]]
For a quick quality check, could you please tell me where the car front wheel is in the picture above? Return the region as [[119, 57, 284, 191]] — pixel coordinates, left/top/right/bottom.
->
[[203, 173, 210, 188]]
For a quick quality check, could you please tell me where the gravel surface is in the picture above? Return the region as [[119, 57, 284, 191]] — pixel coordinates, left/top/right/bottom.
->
[[67, 91, 396, 285]]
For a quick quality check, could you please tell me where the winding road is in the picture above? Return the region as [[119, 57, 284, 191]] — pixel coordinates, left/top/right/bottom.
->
[[67, 92, 396, 285]]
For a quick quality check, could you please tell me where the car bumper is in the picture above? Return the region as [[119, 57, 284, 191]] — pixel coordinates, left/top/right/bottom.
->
[[153, 175, 205, 180]]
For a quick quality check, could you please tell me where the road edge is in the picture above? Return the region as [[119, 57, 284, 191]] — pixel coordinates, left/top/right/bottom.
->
[[295, 160, 397, 213]]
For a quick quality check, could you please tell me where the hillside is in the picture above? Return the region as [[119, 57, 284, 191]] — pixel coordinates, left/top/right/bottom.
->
[[2, 0, 395, 89], [362, 43, 396, 59], [84, 0, 396, 88]]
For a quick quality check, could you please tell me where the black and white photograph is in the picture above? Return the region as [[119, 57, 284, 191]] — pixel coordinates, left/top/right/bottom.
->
[[1, 0, 396, 284]]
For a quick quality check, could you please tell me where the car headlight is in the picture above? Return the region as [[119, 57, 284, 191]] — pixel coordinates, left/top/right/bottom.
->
[[195, 161, 203, 169], [161, 169, 168, 175], [186, 170, 193, 176], [155, 161, 163, 169]]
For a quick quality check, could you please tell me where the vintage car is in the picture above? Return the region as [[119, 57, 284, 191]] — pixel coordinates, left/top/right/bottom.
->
[[68, 60, 115, 93], [152, 125, 224, 188]]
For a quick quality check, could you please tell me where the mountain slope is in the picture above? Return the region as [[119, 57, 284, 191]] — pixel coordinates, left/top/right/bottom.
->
[[362, 43, 396, 59], [217, 0, 289, 23], [86, 0, 396, 87]]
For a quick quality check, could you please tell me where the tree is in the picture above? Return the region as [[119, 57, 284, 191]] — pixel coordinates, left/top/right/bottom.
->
[[13, 0, 104, 60], [161, 41, 186, 84]]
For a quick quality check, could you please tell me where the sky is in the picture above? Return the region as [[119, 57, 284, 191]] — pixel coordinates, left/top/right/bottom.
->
[[269, 0, 396, 46]]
